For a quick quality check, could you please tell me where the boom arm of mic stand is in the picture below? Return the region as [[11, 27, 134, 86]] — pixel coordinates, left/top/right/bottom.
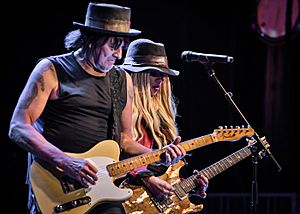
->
[[203, 63, 282, 172]]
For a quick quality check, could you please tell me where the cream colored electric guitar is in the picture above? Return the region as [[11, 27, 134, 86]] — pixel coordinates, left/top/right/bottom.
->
[[29, 126, 254, 214]]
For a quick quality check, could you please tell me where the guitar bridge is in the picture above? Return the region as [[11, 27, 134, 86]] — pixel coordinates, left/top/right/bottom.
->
[[54, 196, 91, 213], [60, 176, 83, 193], [150, 193, 174, 212]]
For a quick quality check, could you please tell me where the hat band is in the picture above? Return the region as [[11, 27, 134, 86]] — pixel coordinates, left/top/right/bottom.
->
[[124, 55, 169, 68], [85, 17, 131, 33]]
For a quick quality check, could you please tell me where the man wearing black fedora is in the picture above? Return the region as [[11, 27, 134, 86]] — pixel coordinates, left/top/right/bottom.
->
[[118, 38, 208, 212], [9, 3, 185, 214]]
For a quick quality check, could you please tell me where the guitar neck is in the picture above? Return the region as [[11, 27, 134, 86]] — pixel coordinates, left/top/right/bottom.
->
[[107, 134, 214, 177], [201, 144, 254, 179], [176, 143, 256, 194]]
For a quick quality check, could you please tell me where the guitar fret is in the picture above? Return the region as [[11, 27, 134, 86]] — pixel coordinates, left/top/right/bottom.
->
[[185, 176, 197, 192], [212, 164, 219, 175], [131, 158, 141, 171], [202, 171, 210, 179], [217, 161, 225, 171], [232, 153, 240, 164], [190, 177, 197, 191], [228, 155, 235, 165], [114, 162, 121, 173], [138, 155, 147, 166], [210, 163, 220, 175], [121, 161, 130, 172], [145, 154, 152, 163], [206, 167, 216, 178]]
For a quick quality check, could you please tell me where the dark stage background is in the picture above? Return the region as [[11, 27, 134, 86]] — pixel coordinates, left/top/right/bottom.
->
[[2, 0, 299, 213]]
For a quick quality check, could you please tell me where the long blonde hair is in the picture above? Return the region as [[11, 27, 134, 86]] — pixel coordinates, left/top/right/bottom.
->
[[131, 72, 178, 149]]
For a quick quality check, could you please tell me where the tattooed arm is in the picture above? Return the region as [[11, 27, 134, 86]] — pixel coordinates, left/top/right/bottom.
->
[[8, 58, 98, 186], [9, 58, 60, 154]]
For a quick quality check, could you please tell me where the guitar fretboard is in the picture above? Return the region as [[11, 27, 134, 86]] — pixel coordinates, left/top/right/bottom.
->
[[174, 142, 256, 196], [107, 134, 214, 177]]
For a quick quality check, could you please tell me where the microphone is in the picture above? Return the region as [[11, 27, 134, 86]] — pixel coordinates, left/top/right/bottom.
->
[[181, 51, 234, 64]]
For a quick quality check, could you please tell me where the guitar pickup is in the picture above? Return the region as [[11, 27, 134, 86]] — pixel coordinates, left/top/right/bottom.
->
[[54, 196, 91, 213], [173, 183, 188, 200]]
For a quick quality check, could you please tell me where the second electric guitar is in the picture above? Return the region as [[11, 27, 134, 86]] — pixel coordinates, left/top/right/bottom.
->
[[121, 140, 257, 214]]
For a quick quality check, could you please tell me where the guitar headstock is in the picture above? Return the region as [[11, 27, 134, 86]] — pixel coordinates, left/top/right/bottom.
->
[[212, 126, 255, 142]]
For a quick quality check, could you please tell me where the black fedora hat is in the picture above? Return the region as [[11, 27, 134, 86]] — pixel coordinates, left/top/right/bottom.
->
[[120, 39, 179, 76], [73, 3, 141, 37]]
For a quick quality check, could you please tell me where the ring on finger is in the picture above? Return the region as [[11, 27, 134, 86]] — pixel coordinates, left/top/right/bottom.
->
[[82, 177, 87, 184]]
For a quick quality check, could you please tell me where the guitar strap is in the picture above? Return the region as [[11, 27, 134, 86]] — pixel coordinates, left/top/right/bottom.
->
[[110, 66, 123, 145]]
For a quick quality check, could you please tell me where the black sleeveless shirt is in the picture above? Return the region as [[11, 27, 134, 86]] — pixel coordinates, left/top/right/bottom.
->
[[37, 53, 127, 153]]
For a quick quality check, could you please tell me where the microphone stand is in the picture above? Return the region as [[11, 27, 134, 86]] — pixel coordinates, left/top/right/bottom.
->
[[202, 62, 282, 214]]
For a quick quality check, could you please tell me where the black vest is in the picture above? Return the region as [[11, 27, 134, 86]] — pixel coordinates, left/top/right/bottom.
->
[[37, 52, 127, 153]]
